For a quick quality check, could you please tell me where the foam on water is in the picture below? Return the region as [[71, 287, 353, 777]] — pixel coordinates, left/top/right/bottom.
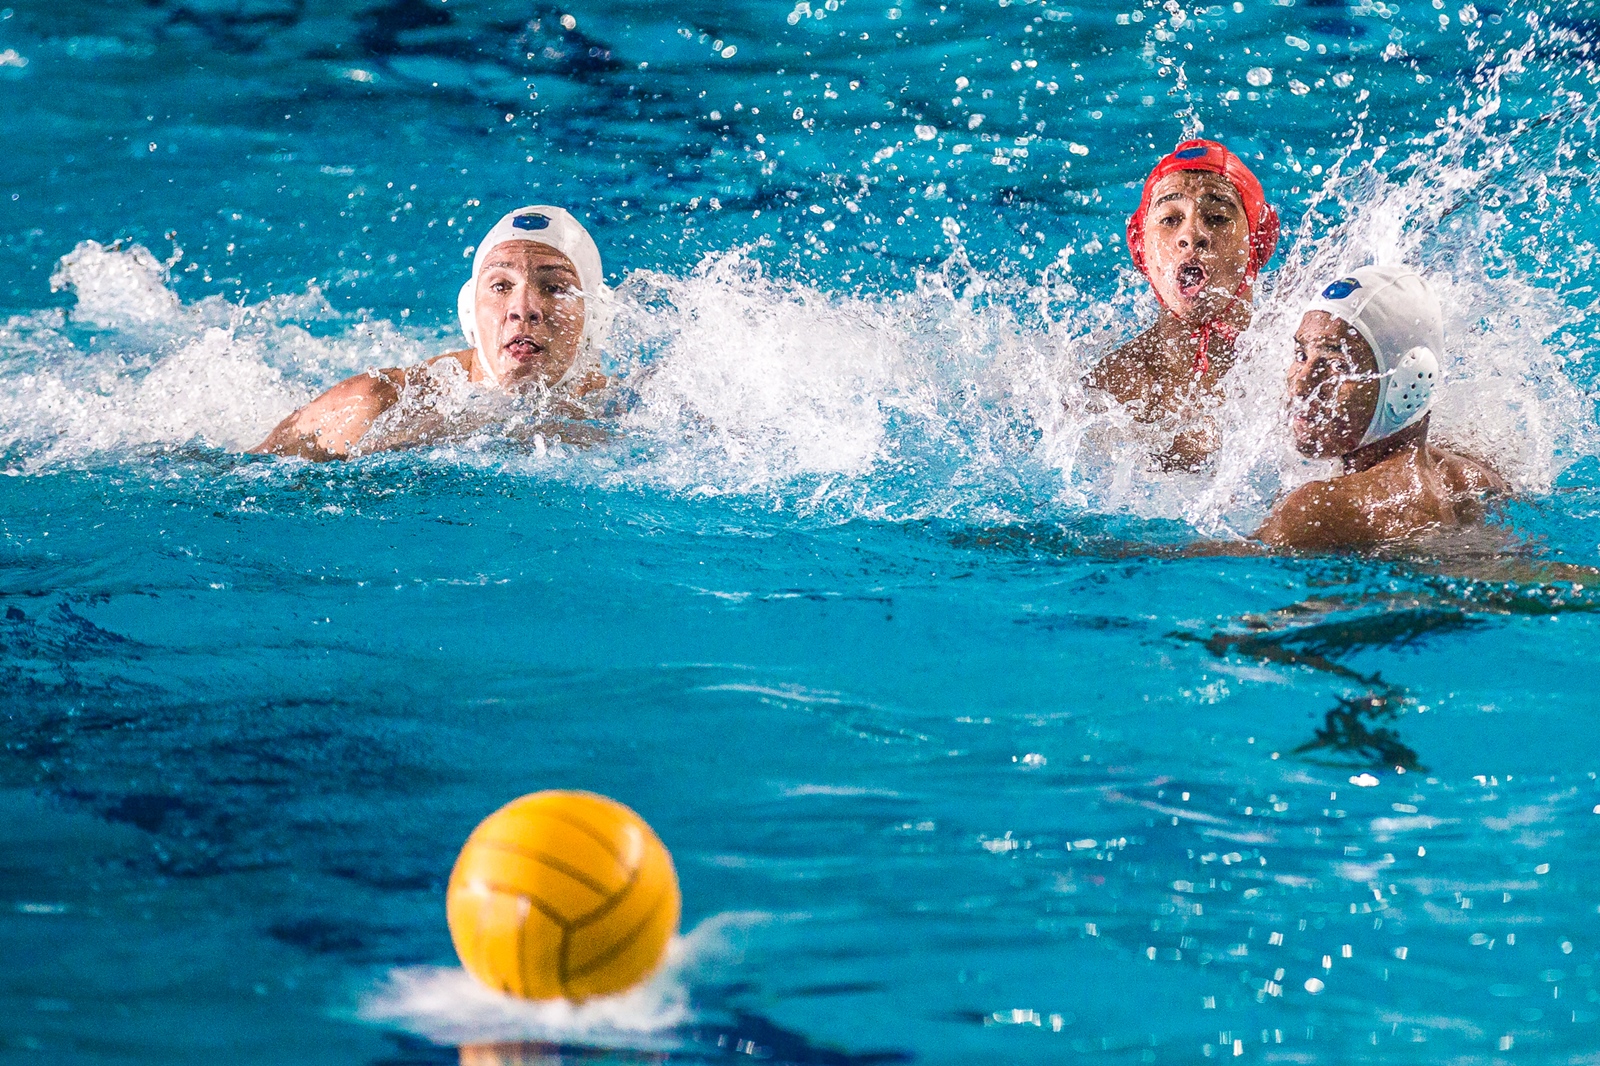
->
[[601, 240, 1081, 523], [0, 239, 436, 469], [358, 912, 770, 1049]]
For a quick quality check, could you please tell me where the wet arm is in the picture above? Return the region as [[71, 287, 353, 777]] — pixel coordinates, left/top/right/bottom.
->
[[248, 370, 402, 460]]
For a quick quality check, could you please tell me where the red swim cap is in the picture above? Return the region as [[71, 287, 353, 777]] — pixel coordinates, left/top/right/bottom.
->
[[1125, 139, 1279, 281]]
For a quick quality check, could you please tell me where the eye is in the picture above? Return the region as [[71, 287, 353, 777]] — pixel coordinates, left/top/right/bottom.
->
[[1206, 213, 1232, 227], [491, 280, 512, 293]]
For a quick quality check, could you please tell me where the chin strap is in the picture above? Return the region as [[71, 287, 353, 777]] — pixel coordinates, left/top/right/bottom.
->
[[1191, 320, 1223, 378], [474, 345, 501, 387], [1152, 279, 1249, 379]]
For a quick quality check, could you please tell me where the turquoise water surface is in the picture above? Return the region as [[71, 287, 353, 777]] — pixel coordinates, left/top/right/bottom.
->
[[4, 0, 1600, 1063]]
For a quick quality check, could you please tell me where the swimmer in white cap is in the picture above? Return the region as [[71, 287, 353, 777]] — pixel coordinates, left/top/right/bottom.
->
[[252, 205, 608, 460], [1255, 265, 1506, 550]]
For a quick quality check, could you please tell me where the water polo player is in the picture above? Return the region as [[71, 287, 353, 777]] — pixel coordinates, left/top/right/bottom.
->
[[252, 205, 608, 460], [1086, 139, 1280, 470], [1254, 265, 1505, 550]]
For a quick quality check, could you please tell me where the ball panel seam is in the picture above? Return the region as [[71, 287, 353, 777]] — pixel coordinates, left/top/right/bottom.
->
[[475, 880, 573, 931], [543, 809, 632, 867], [570, 855, 642, 930], [562, 880, 673, 985], [473, 838, 617, 898]]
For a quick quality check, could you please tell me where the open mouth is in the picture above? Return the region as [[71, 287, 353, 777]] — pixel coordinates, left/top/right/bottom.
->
[[1175, 261, 1207, 299], [502, 336, 545, 362]]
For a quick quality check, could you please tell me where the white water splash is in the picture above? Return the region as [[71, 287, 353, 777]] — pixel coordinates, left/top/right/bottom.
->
[[1188, 44, 1600, 532], [603, 242, 1087, 519], [49, 240, 182, 328], [0, 240, 438, 468], [3, 46, 1596, 536], [358, 911, 770, 1048]]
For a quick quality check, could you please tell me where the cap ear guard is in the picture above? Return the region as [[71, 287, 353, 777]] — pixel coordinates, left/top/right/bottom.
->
[[1388, 346, 1439, 417], [1124, 209, 1148, 276], [1248, 203, 1280, 279], [1358, 344, 1440, 447], [456, 274, 501, 386]]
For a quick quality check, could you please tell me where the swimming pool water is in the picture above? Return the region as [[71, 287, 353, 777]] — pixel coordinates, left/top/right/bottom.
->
[[4, 0, 1600, 1063]]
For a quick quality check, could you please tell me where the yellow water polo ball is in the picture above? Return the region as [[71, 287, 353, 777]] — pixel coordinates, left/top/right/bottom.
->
[[446, 790, 681, 1002]]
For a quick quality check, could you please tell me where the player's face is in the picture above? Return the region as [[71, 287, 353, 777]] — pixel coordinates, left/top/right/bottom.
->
[[1141, 171, 1254, 325], [1288, 311, 1382, 458], [474, 241, 586, 389]]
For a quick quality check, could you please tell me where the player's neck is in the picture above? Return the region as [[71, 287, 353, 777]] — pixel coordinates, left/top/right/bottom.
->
[[1343, 417, 1429, 474], [1145, 313, 1236, 376]]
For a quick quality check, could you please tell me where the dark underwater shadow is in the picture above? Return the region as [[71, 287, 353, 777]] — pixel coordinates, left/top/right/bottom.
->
[[944, 509, 1600, 773], [1176, 567, 1600, 772]]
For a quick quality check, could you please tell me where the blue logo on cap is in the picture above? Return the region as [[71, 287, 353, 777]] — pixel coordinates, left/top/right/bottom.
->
[[1174, 146, 1210, 159], [1322, 278, 1361, 299], [512, 213, 551, 230]]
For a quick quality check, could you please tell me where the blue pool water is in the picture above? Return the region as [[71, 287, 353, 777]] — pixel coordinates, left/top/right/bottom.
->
[[5, 0, 1600, 1062]]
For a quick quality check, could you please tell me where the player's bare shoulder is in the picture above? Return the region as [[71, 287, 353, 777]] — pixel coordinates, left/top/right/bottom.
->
[[1435, 447, 1508, 496], [250, 368, 404, 460], [1255, 476, 1371, 551], [425, 350, 475, 375]]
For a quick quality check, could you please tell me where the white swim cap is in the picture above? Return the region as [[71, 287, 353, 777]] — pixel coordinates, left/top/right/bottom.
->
[[1304, 264, 1445, 448], [456, 205, 604, 386]]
